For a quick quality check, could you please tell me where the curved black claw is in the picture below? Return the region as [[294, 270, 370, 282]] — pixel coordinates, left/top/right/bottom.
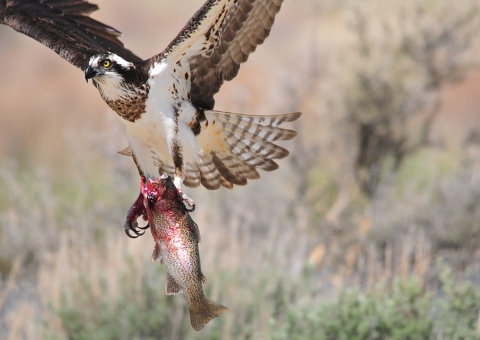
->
[[125, 230, 139, 238], [125, 228, 143, 238], [124, 220, 146, 238], [137, 223, 150, 230], [124, 191, 148, 239]]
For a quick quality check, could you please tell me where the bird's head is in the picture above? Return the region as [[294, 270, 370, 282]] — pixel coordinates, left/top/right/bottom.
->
[[84, 53, 137, 98], [85, 53, 134, 83]]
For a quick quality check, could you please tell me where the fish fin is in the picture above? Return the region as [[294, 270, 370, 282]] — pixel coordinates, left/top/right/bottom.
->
[[201, 273, 207, 284], [152, 243, 162, 264], [187, 216, 201, 243], [189, 297, 229, 331], [165, 272, 182, 295]]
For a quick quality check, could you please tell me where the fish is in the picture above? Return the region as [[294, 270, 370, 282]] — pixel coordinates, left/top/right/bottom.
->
[[140, 174, 228, 331]]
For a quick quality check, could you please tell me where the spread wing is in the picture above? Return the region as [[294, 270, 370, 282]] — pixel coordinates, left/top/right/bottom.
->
[[150, 0, 283, 109], [0, 0, 142, 70]]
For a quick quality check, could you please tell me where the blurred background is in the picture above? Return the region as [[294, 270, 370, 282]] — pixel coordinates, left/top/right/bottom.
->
[[2, 0, 480, 338]]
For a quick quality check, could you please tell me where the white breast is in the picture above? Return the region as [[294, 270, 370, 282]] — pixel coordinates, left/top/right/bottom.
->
[[123, 60, 202, 167]]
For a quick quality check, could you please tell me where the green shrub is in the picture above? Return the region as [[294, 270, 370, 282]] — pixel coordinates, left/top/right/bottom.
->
[[431, 266, 480, 340], [54, 269, 480, 340], [56, 264, 189, 340], [268, 275, 480, 340]]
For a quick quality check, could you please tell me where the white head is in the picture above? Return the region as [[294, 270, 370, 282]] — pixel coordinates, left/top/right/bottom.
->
[[85, 53, 137, 100]]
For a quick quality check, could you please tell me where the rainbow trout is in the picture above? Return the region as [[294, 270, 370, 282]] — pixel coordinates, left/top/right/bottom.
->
[[140, 174, 228, 331]]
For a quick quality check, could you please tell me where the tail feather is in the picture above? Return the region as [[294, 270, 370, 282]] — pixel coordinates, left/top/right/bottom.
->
[[159, 162, 174, 177], [218, 173, 234, 189], [213, 133, 261, 181], [223, 136, 279, 171], [183, 163, 201, 188], [208, 111, 301, 128], [118, 146, 132, 157], [189, 297, 229, 331], [215, 151, 260, 180], [219, 119, 298, 142], [224, 129, 290, 160], [212, 153, 248, 186], [118, 111, 300, 190], [197, 157, 222, 190]]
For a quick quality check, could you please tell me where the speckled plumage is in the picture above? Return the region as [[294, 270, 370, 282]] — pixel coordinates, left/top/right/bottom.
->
[[141, 175, 228, 331], [1, 0, 301, 194]]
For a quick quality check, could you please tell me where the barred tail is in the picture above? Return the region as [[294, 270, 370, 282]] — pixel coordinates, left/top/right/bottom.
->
[[118, 111, 301, 190], [195, 110, 302, 189]]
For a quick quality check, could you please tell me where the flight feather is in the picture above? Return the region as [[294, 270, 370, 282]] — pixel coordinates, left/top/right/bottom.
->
[[0, 0, 141, 70]]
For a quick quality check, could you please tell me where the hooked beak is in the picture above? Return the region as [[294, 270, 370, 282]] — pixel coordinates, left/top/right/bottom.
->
[[85, 66, 100, 83]]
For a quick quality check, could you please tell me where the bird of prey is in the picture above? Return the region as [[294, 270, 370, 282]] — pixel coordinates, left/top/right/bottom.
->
[[0, 0, 301, 236]]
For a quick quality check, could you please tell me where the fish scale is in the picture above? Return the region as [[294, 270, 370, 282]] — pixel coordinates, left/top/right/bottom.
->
[[141, 174, 228, 331]]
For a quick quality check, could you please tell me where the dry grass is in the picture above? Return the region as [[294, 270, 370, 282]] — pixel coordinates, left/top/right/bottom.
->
[[2, 0, 480, 338]]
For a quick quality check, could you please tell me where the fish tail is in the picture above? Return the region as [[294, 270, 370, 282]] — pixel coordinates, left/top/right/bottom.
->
[[189, 296, 228, 331]]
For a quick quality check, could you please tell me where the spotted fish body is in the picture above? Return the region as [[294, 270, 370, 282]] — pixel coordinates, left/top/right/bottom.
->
[[141, 174, 228, 331]]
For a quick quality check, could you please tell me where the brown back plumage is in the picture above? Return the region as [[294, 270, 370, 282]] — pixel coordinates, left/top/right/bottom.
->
[[149, 0, 285, 109]]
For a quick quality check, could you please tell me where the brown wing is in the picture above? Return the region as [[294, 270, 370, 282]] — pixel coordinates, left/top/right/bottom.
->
[[0, 0, 142, 70], [151, 0, 284, 109]]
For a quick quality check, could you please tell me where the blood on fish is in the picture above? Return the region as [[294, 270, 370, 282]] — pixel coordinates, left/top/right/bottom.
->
[[140, 174, 228, 331]]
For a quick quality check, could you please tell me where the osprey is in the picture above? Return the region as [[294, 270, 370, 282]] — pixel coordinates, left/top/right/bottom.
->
[[0, 0, 301, 237]]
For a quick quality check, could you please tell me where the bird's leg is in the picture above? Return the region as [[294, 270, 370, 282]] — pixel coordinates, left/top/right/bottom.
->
[[174, 175, 195, 212], [121, 139, 158, 238], [170, 139, 195, 211], [124, 190, 149, 239]]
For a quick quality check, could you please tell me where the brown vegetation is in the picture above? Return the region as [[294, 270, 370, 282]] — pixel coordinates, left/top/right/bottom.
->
[[1, 0, 480, 338]]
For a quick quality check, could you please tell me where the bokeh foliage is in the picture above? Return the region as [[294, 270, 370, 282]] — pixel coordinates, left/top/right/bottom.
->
[[2, 0, 480, 339]]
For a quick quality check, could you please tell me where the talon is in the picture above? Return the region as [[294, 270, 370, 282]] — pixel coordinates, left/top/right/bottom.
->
[[177, 188, 195, 212], [130, 223, 145, 236], [138, 223, 150, 230], [131, 228, 145, 236], [124, 218, 146, 238], [124, 191, 148, 239], [185, 202, 195, 212], [125, 222, 142, 238], [125, 228, 141, 239]]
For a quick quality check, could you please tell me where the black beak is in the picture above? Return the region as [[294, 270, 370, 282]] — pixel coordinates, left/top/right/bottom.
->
[[84, 66, 98, 83]]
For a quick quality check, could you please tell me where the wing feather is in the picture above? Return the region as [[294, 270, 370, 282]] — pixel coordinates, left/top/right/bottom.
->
[[0, 0, 142, 70], [149, 0, 284, 109]]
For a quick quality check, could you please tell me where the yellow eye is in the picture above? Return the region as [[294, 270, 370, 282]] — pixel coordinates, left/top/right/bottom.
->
[[102, 59, 112, 68]]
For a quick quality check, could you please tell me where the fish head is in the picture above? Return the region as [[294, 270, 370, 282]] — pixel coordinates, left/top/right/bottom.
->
[[140, 174, 178, 210]]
